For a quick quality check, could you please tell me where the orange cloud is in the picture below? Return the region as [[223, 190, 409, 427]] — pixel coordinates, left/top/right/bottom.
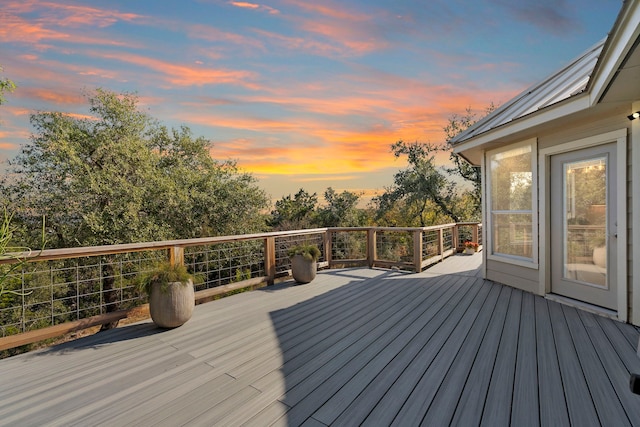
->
[[93, 52, 258, 88], [4, 1, 141, 28], [0, 3, 142, 49], [0, 126, 30, 151], [0, 142, 19, 150], [295, 175, 357, 182], [169, 73, 516, 178], [17, 88, 85, 105]]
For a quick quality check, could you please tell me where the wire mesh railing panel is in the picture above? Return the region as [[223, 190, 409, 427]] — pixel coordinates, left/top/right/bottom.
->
[[274, 233, 325, 275], [422, 230, 439, 259], [331, 231, 367, 261], [1, 225, 483, 344], [443, 227, 453, 251], [0, 250, 165, 337], [457, 225, 475, 248], [566, 225, 606, 262], [184, 240, 265, 292], [477, 225, 483, 246], [376, 230, 413, 263]]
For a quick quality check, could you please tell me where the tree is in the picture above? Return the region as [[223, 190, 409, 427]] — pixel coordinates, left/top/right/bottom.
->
[[2, 88, 269, 329], [268, 189, 318, 230], [443, 104, 497, 216], [3, 88, 269, 248], [0, 65, 16, 106], [374, 141, 462, 227], [316, 187, 364, 227]]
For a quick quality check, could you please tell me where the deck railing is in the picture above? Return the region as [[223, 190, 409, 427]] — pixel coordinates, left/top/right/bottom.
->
[[0, 223, 481, 351]]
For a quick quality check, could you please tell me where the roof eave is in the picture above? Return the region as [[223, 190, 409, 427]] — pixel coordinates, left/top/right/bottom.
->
[[588, 0, 640, 104], [452, 93, 590, 155]]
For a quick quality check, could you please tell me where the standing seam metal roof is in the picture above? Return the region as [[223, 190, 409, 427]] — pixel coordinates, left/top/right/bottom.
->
[[450, 38, 605, 144]]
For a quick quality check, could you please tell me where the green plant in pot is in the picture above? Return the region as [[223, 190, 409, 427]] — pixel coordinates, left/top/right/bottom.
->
[[288, 244, 321, 284], [138, 261, 198, 328]]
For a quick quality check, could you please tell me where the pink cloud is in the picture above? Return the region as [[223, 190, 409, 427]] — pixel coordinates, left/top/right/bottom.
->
[[92, 52, 258, 88], [228, 1, 280, 14], [4, 0, 142, 28], [0, 0, 146, 54], [251, 29, 346, 56], [281, 0, 366, 21], [187, 24, 265, 50]]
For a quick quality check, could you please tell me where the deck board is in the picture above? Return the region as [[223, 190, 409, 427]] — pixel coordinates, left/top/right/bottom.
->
[[361, 278, 487, 426], [510, 291, 539, 427], [2, 252, 640, 426], [535, 295, 571, 426], [480, 288, 522, 426], [419, 282, 502, 426], [549, 301, 600, 426], [563, 304, 631, 426], [449, 285, 512, 426]]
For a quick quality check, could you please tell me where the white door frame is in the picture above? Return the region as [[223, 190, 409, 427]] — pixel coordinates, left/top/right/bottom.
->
[[539, 129, 627, 321]]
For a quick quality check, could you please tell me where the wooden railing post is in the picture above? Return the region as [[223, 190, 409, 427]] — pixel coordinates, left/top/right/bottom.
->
[[324, 230, 332, 268], [168, 246, 184, 266], [453, 224, 459, 252], [367, 228, 376, 268], [265, 237, 276, 285], [413, 230, 423, 273], [438, 229, 444, 261], [472, 224, 479, 246]]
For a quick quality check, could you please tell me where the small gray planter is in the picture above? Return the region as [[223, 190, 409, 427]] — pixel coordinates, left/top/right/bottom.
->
[[149, 279, 195, 328], [291, 255, 317, 284]]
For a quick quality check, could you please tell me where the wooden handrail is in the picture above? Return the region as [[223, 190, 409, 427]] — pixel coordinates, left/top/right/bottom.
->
[[0, 223, 481, 353], [0, 228, 330, 265]]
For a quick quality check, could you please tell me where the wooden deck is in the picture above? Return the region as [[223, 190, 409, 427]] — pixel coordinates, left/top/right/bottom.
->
[[2, 252, 640, 426]]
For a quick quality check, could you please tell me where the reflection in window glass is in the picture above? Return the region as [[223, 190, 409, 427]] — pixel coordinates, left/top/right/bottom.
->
[[489, 144, 533, 260], [563, 156, 607, 287]]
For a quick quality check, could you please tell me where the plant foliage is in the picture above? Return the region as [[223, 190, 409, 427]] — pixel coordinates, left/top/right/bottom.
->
[[136, 261, 197, 295], [2, 89, 269, 249], [287, 244, 321, 262]]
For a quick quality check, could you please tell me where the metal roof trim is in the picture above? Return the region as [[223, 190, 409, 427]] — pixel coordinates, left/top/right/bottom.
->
[[451, 39, 605, 145]]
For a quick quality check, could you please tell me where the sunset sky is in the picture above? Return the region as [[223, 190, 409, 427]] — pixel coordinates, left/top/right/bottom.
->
[[0, 0, 621, 204]]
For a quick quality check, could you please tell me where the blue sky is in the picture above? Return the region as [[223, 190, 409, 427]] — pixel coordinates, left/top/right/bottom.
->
[[0, 0, 622, 203]]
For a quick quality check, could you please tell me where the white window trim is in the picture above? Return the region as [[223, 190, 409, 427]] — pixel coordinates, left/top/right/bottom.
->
[[538, 129, 627, 321], [485, 138, 539, 269]]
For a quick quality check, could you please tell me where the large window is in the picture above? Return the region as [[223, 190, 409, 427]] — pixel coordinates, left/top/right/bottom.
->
[[488, 141, 536, 262]]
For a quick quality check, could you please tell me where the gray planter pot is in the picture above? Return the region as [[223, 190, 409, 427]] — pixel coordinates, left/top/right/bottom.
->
[[149, 279, 195, 328], [593, 246, 607, 268], [291, 255, 317, 284]]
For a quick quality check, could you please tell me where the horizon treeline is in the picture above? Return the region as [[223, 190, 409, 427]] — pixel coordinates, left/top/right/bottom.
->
[[1, 88, 486, 251]]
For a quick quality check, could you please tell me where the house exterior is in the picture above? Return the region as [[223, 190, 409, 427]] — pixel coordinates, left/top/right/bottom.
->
[[452, 0, 640, 324]]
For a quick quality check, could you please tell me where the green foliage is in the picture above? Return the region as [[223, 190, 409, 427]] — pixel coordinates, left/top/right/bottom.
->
[[233, 268, 252, 283], [136, 261, 198, 295], [287, 244, 321, 262], [373, 104, 497, 227], [268, 187, 371, 230], [443, 104, 497, 218], [2, 89, 269, 249], [0, 210, 45, 298], [374, 141, 461, 227], [268, 189, 318, 230], [0, 65, 16, 107], [316, 187, 365, 227]]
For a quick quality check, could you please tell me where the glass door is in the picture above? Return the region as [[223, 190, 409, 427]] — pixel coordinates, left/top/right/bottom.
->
[[550, 143, 617, 310]]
